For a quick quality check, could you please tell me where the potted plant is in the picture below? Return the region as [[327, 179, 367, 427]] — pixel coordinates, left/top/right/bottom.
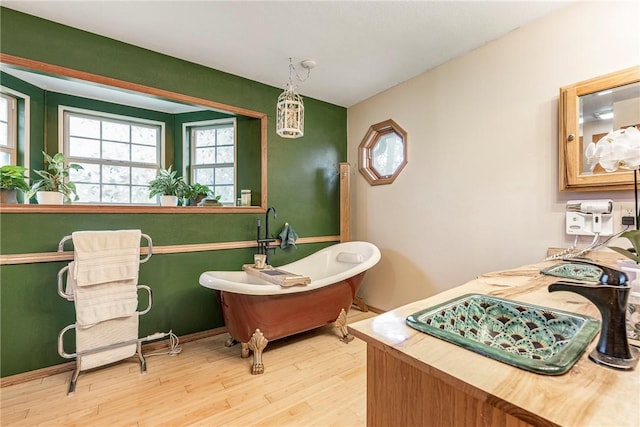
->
[[610, 231, 640, 265], [0, 165, 30, 204], [609, 230, 640, 341], [148, 165, 186, 206], [181, 183, 212, 206], [28, 152, 83, 205]]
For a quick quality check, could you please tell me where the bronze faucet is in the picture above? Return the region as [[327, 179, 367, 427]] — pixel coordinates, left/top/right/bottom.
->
[[548, 259, 638, 370], [256, 206, 277, 265]]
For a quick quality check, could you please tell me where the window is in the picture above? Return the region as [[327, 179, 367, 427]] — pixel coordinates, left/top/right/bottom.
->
[[0, 92, 17, 166], [187, 119, 236, 204], [62, 107, 163, 204], [358, 119, 408, 186]]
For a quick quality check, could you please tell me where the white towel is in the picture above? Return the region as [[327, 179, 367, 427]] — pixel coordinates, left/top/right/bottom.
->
[[76, 314, 139, 371], [72, 230, 141, 287], [66, 262, 138, 326]]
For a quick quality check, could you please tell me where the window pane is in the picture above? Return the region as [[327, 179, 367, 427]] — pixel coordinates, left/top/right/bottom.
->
[[75, 183, 101, 203], [69, 137, 100, 158], [103, 165, 130, 184], [194, 128, 215, 147], [217, 146, 234, 163], [188, 121, 235, 197], [0, 151, 11, 166], [70, 162, 101, 183], [102, 121, 130, 143], [215, 185, 234, 203], [195, 168, 214, 185], [0, 122, 7, 146], [131, 125, 157, 146], [132, 185, 152, 204], [372, 134, 403, 176], [215, 167, 234, 185], [217, 127, 234, 145], [0, 96, 7, 119], [131, 144, 157, 164], [131, 167, 156, 186], [65, 110, 163, 204], [102, 141, 130, 161], [195, 147, 214, 164], [102, 184, 130, 203], [69, 116, 100, 139]]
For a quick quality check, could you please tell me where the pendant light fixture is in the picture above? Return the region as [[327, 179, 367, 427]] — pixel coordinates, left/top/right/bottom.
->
[[276, 58, 315, 139]]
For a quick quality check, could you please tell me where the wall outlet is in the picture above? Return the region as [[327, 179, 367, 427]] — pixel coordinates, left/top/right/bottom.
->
[[621, 204, 636, 226]]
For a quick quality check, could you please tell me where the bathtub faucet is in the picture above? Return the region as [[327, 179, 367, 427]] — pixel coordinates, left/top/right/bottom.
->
[[257, 206, 277, 265], [548, 259, 638, 370]]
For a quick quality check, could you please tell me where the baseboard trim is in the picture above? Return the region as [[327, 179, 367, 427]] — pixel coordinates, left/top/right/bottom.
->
[[367, 305, 385, 314], [0, 326, 228, 388]]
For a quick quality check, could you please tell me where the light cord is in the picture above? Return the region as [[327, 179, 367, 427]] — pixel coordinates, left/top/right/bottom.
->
[[288, 58, 311, 85], [544, 225, 631, 262], [144, 331, 182, 357]]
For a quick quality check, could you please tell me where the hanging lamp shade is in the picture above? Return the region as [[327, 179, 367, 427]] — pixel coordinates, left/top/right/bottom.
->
[[276, 83, 304, 139]]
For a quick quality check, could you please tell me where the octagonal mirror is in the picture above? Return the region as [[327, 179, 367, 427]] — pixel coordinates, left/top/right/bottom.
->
[[358, 119, 407, 185]]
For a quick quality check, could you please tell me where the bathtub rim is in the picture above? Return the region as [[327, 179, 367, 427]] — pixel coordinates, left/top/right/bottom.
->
[[198, 241, 380, 296]]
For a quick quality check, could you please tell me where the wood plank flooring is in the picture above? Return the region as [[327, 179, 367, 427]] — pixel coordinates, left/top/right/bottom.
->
[[1, 310, 374, 426]]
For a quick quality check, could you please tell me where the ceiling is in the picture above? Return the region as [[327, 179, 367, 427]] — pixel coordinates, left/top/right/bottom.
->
[[3, 1, 574, 107]]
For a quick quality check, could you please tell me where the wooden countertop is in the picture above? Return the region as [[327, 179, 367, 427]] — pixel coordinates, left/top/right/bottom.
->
[[348, 251, 640, 426]]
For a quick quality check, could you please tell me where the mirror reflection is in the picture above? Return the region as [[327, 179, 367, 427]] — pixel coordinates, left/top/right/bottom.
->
[[0, 58, 266, 209], [559, 66, 640, 192], [580, 82, 640, 175]]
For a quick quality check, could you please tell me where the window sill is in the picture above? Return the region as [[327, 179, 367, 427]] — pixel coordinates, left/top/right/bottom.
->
[[0, 204, 265, 214]]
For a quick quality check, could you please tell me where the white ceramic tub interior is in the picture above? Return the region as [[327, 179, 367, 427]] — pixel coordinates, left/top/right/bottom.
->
[[199, 241, 381, 295]]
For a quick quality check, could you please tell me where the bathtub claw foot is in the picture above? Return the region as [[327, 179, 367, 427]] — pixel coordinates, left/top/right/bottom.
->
[[240, 343, 250, 358], [340, 332, 355, 343], [336, 308, 354, 343], [225, 336, 239, 347], [247, 329, 268, 375]]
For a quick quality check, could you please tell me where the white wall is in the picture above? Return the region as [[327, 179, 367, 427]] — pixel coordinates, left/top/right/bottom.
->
[[348, 1, 640, 311]]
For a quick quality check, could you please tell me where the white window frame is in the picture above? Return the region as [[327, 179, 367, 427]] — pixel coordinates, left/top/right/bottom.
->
[[183, 118, 237, 205], [60, 105, 165, 205], [0, 88, 30, 169]]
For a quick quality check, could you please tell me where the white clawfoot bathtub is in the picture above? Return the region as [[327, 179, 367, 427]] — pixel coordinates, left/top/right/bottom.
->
[[199, 241, 381, 374]]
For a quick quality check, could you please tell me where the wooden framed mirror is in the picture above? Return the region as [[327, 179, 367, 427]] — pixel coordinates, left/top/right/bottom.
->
[[559, 66, 640, 192], [0, 54, 268, 213]]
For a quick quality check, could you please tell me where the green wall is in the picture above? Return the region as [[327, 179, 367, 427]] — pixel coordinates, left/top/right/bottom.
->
[[0, 7, 347, 377]]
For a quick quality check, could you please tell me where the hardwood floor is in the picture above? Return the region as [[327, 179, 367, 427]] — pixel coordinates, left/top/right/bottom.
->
[[1, 310, 374, 426]]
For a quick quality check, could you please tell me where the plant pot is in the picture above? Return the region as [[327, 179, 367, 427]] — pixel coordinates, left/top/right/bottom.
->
[[160, 195, 179, 206], [36, 191, 64, 205], [0, 189, 18, 204], [193, 195, 206, 206]]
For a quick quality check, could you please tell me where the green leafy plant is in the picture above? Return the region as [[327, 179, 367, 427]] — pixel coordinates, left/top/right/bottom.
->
[[28, 152, 83, 203], [148, 165, 187, 198], [182, 183, 212, 200], [610, 230, 640, 264], [0, 165, 30, 192]]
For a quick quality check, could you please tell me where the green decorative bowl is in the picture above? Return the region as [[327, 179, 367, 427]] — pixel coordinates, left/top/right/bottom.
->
[[406, 294, 600, 375], [540, 262, 602, 282]]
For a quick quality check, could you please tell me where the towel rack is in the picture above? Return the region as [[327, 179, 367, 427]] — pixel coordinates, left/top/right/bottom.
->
[[56, 231, 155, 394], [57, 232, 153, 263], [56, 233, 153, 300], [58, 285, 153, 358]]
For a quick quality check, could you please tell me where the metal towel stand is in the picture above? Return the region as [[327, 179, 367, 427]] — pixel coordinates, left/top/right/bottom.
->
[[56, 232, 153, 394]]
